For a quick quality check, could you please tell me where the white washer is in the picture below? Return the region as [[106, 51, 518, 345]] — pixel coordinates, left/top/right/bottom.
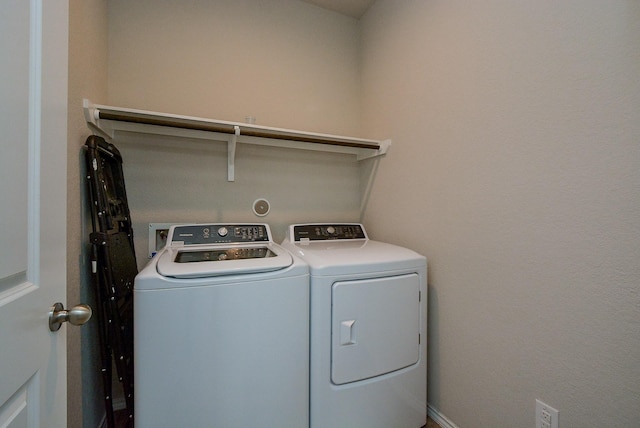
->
[[282, 223, 427, 428], [134, 224, 309, 428]]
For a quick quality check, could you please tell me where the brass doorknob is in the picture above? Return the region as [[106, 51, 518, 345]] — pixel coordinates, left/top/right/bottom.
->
[[48, 302, 92, 332]]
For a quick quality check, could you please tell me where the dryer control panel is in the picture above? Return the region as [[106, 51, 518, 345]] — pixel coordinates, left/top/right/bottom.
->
[[170, 224, 271, 245], [291, 224, 367, 241]]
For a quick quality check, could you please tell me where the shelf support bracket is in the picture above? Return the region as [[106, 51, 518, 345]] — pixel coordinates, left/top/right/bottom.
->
[[227, 126, 240, 181]]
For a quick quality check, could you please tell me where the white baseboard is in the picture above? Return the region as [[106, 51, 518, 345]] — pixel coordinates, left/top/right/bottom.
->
[[428, 403, 459, 428]]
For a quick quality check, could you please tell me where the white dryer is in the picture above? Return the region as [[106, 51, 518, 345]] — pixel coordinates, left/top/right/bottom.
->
[[134, 224, 309, 428], [282, 223, 427, 428]]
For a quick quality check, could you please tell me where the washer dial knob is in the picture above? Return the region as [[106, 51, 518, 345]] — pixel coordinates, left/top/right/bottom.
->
[[217, 227, 229, 237], [326, 226, 336, 235]]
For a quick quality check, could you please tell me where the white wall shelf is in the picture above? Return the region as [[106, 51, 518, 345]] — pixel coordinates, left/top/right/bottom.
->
[[83, 99, 390, 181]]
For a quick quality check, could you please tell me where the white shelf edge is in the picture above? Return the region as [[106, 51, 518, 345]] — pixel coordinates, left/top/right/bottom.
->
[[83, 99, 390, 181]]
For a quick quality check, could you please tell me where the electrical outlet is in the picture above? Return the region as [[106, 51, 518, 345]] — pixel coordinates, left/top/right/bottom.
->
[[536, 399, 559, 428]]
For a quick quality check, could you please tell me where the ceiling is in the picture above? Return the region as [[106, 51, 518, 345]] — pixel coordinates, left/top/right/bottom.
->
[[298, 0, 377, 19]]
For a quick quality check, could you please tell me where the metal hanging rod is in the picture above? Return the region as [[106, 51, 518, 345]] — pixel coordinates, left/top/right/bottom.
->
[[96, 110, 381, 150], [83, 100, 391, 181]]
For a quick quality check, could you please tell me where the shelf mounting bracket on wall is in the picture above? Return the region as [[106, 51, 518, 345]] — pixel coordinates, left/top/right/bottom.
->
[[83, 99, 391, 180], [228, 126, 240, 182]]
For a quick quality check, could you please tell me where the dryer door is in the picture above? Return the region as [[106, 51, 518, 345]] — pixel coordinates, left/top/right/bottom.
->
[[331, 273, 421, 385]]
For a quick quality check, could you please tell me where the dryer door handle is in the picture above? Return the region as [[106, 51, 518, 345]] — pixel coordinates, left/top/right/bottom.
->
[[340, 320, 356, 345]]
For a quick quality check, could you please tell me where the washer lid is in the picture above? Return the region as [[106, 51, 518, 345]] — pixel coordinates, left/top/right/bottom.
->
[[156, 243, 293, 278]]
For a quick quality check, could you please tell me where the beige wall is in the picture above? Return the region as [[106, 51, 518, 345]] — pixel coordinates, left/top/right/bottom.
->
[[106, 0, 368, 263], [361, 1, 640, 426], [107, 0, 360, 135], [68, 0, 109, 427]]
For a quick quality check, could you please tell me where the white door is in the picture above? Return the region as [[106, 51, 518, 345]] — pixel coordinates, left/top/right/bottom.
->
[[0, 0, 70, 427]]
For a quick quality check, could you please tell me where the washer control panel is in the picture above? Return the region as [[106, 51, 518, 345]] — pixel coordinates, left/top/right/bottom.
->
[[292, 224, 367, 241], [170, 224, 270, 245]]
